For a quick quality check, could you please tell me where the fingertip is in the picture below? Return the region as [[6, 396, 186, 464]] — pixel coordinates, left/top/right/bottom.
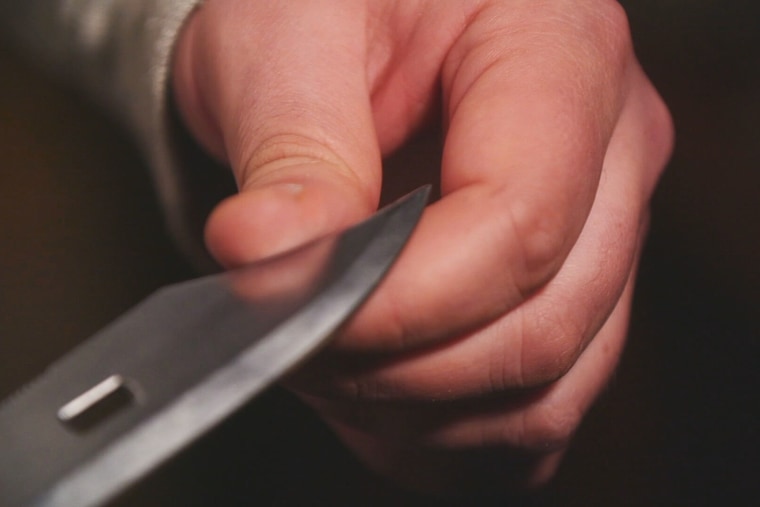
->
[[205, 178, 374, 268]]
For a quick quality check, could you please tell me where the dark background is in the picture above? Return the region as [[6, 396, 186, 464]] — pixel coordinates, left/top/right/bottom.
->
[[1, 1, 758, 505]]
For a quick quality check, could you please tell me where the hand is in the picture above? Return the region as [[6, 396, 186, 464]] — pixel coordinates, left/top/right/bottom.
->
[[172, 0, 673, 494]]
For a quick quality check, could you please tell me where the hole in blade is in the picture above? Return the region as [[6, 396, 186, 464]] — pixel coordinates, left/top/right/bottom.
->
[[57, 375, 135, 432]]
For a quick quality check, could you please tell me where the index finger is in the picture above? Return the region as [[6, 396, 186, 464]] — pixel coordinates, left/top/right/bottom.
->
[[339, 1, 635, 351]]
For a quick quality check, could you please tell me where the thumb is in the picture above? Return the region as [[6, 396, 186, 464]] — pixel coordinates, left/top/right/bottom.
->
[[173, 2, 381, 268]]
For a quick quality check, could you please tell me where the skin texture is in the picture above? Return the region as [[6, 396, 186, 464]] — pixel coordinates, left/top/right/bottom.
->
[[172, 0, 673, 494]]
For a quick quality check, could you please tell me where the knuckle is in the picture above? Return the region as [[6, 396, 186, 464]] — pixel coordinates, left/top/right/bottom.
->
[[597, 0, 632, 35], [646, 87, 676, 179], [566, 0, 634, 82], [591, 0, 634, 55], [518, 304, 585, 386], [503, 200, 569, 298]]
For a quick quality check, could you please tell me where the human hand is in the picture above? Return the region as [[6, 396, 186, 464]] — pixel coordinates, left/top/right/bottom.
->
[[172, 0, 673, 494]]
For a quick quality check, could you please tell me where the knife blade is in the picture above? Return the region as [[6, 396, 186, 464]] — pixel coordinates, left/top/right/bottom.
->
[[0, 186, 429, 507]]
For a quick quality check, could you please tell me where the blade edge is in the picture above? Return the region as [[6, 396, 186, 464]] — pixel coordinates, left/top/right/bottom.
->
[[36, 186, 429, 507]]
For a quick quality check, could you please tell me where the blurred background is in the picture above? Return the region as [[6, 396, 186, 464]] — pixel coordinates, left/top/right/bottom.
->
[[1, 1, 757, 505]]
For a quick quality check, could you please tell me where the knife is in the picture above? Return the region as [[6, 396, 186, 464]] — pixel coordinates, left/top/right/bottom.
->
[[0, 186, 429, 507]]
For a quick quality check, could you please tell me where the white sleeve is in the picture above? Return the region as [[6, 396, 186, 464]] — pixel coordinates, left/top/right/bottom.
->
[[0, 0, 235, 269]]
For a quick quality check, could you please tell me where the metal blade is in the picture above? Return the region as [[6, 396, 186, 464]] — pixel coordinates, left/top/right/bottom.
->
[[0, 186, 429, 507]]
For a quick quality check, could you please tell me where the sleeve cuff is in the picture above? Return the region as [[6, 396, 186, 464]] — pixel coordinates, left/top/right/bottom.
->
[[128, 0, 235, 271]]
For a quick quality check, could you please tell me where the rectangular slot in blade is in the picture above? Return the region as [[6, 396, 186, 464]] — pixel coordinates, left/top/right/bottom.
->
[[57, 375, 135, 432]]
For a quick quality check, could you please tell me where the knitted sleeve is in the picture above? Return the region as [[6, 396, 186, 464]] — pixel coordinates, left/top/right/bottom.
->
[[0, 0, 235, 268]]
